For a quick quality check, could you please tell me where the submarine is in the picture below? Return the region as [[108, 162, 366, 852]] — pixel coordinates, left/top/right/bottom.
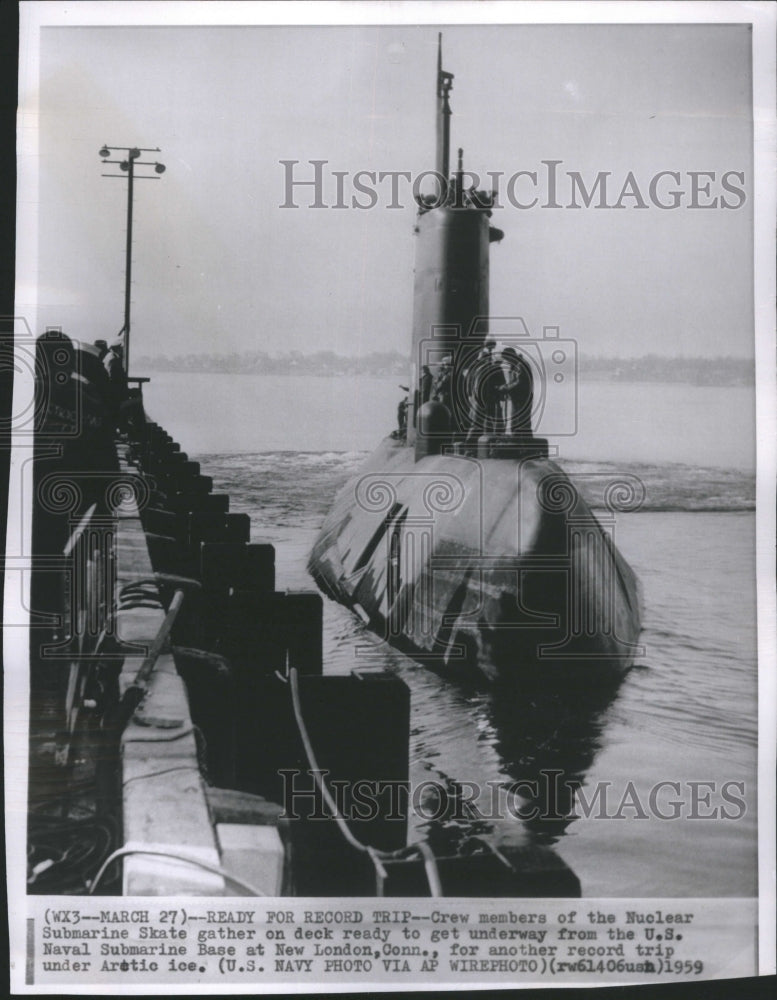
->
[[309, 38, 642, 684]]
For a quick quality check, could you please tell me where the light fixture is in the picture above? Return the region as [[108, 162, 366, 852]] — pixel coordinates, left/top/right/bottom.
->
[[99, 143, 166, 377]]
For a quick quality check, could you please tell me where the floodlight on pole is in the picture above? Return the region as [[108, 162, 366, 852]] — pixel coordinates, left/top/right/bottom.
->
[[98, 144, 166, 375]]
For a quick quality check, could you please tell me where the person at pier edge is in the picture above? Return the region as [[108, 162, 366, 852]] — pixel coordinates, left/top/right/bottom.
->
[[103, 339, 126, 387], [89, 341, 113, 414], [465, 339, 504, 443], [103, 339, 129, 430], [499, 346, 535, 436]]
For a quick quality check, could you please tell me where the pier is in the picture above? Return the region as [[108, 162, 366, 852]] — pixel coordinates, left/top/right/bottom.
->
[[26, 336, 580, 898]]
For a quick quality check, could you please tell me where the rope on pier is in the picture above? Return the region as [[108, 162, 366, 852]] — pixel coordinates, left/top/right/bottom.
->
[[287, 665, 443, 897], [87, 847, 268, 897]]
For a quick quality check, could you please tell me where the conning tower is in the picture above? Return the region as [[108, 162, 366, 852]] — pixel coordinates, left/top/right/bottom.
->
[[407, 35, 504, 447], [308, 36, 642, 688]]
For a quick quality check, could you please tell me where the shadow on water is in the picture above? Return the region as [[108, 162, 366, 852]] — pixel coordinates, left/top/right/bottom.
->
[[485, 671, 626, 845], [412, 666, 627, 857]]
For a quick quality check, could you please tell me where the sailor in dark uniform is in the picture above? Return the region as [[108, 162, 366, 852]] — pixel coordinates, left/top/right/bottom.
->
[[419, 365, 434, 405], [499, 346, 534, 435], [103, 340, 129, 430], [396, 389, 409, 437], [465, 339, 504, 443], [432, 356, 453, 412]]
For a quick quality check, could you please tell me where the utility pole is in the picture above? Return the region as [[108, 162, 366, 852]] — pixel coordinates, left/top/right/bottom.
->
[[99, 145, 166, 375]]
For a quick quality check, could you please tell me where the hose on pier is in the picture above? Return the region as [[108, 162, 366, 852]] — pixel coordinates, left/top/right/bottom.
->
[[287, 666, 443, 897], [87, 847, 268, 897], [28, 813, 118, 894]]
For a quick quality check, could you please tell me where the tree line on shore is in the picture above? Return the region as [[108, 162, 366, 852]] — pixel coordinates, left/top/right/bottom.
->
[[133, 348, 753, 385]]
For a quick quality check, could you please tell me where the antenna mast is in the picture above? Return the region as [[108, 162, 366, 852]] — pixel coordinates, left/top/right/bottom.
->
[[435, 34, 454, 183]]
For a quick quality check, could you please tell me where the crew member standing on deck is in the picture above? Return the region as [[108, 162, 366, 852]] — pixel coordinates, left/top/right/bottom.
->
[[395, 386, 409, 437], [465, 339, 504, 443], [432, 356, 453, 413], [499, 346, 534, 435]]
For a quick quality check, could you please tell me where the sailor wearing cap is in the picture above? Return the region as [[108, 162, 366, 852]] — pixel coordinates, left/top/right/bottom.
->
[[102, 339, 129, 427], [498, 346, 534, 435], [464, 339, 504, 443]]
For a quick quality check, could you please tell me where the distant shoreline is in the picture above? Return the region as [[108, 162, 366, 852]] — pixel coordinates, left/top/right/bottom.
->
[[134, 354, 754, 388]]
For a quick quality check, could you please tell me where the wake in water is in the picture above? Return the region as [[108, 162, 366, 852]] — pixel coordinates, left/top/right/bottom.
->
[[197, 451, 755, 517]]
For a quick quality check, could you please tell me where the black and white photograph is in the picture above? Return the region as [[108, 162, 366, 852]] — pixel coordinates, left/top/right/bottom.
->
[[6, 0, 776, 992]]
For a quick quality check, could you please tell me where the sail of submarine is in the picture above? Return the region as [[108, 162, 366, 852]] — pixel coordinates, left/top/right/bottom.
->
[[308, 36, 642, 682]]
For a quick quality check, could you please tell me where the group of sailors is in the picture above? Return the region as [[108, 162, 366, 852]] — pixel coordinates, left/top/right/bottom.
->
[[34, 330, 134, 454], [92, 337, 129, 412], [31, 331, 133, 636], [397, 339, 535, 441]]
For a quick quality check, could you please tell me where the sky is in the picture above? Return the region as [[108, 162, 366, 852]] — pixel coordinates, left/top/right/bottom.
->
[[28, 18, 754, 362]]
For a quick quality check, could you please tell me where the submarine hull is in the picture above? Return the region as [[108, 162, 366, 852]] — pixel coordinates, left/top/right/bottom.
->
[[309, 41, 641, 683], [309, 439, 642, 684]]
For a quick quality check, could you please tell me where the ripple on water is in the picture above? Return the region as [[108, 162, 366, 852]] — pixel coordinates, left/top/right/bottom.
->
[[192, 451, 757, 895]]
